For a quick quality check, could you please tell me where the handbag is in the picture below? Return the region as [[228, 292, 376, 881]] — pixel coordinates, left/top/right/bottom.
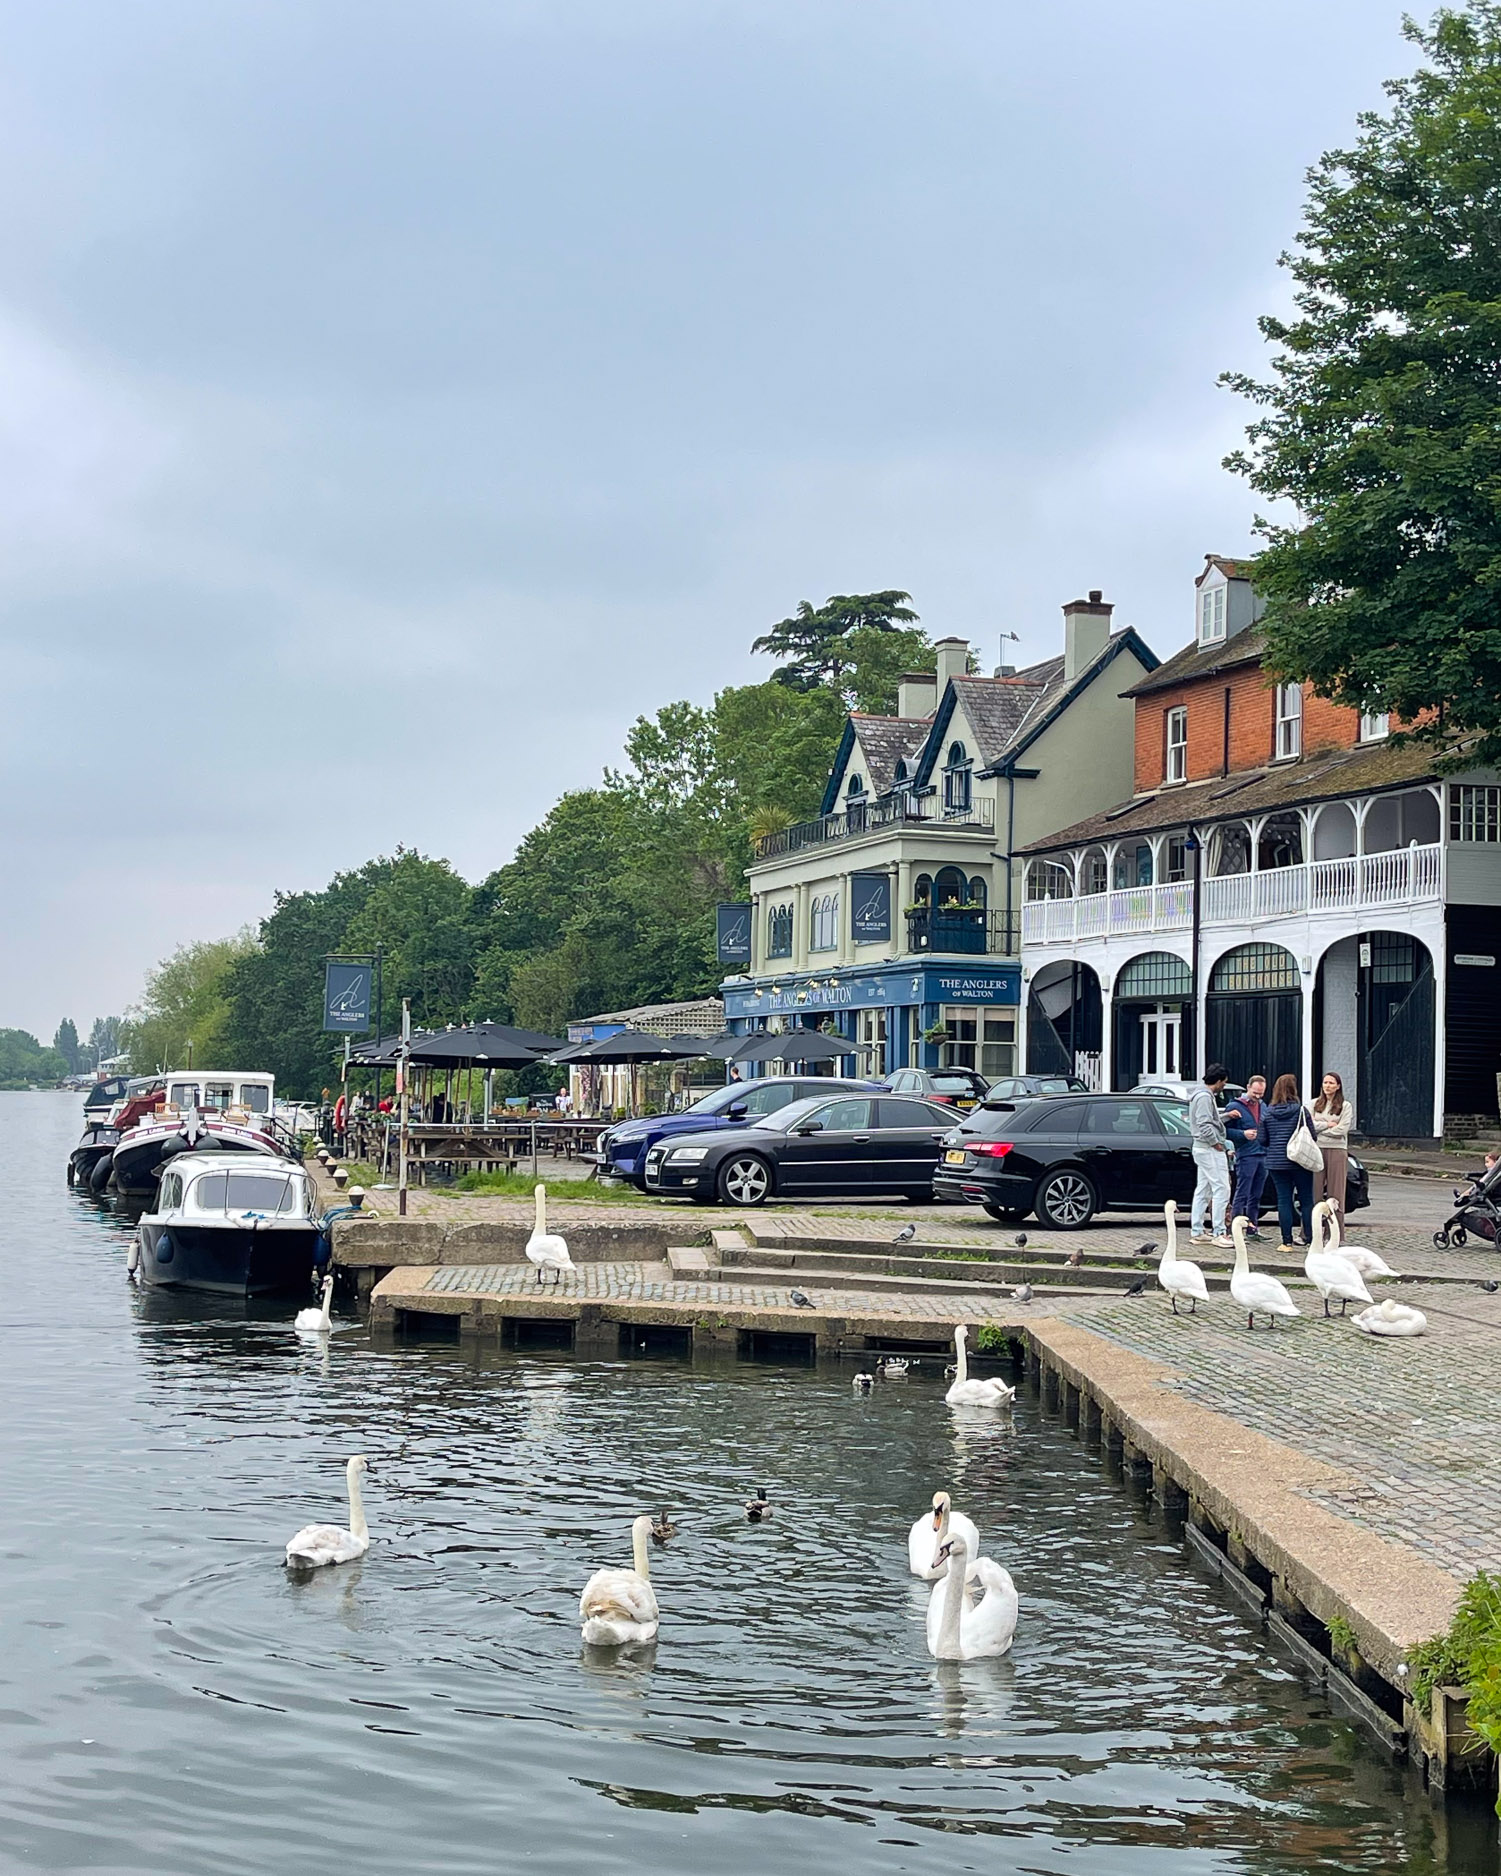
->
[[1287, 1110, 1323, 1172]]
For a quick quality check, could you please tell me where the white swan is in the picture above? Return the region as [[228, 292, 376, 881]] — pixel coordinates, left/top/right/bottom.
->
[[945, 1324, 1015, 1408], [285, 1455, 370, 1569], [1353, 1298, 1428, 1337], [1322, 1202, 1400, 1279], [525, 1182, 575, 1285], [925, 1530, 1018, 1660], [908, 1490, 981, 1578], [1157, 1199, 1209, 1316], [1230, 1216, 1300, 1329], [1304, 1204, 1373, 1317], [294, 1274, 334, 1334], [580, 1514, 660, 1645]]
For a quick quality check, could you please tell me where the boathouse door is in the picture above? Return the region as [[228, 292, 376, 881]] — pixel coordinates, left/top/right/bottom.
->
[[1357, 932, 1435, 1138]]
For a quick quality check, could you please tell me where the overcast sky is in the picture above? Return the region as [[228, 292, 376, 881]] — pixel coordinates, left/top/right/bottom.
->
[[0, 0, 1417, 1040]]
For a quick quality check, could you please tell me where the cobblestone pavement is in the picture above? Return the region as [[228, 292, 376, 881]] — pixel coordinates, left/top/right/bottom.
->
[[1060, 1282, 1501, 1581]]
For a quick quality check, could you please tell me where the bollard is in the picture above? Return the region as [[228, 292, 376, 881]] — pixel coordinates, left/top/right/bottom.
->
[[333, 1166, 349, 1190], [348, 1186, 365, 1211]]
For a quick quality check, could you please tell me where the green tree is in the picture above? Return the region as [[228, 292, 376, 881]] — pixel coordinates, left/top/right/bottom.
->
[[52, 1018, 81, 1075], [753, 591, 920, 692], [1225, 3, 1501, 764], [86, 1016, 122, 1068], [340, 850, 477, 1033], [121, 933, 256, 1073], [0, 1029, 69, 1088]]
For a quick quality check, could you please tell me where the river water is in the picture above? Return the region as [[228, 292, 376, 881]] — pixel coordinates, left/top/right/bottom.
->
[[4, 1092, 1496, 1874]]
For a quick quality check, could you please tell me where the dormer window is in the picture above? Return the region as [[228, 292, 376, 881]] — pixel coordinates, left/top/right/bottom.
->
[[943, 741, 972, 814], [1198, 582, 1227, 644], [846, 773, 864, 796], [893, 759, 907, 784]]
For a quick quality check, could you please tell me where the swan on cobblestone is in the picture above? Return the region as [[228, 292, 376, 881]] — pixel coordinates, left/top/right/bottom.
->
[[1157, 1201, 1209, 1316], [1230, 1217, 1300, 1329], [1305, 1206, 1373, 1317], [1320, 1202, 1400, 1279], [525, 1183, 574, 1285], [1352, 1298, 1428, 1337]]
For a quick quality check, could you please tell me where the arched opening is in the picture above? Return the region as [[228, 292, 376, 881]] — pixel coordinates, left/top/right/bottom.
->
[[1209, 822, 1251, 876], [1363, 789, 1440, 853], [1111, 951, 1192, 1089], [1080, 846, 1109, 896], [943, 742, 973, 814], [967, 874, 988, 907], [1113, 842, 1154, 889], [1027, 959, 1103, 1085], [893, 758, 908, 784], [912, 873, 933, 908], [1312, 801, 1357, 860], [1257, 813, 1304, 871], [1205, 942, 1302, 1089], [934, 865, 968, 908], [767, 902, 793, 960]]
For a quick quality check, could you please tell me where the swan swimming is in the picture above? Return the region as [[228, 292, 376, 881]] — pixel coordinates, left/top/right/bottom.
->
[[1230, 1216, 1300, 1329], [1157, 1199, 1209, 1316], [285, 1455, 370, 1569], [925, 1530, 1018, 1660], [294, 1275, 334, 1334], [1321, 1202, 1400, 1279], [1304, 1205, 1373, 1317], [908, 1490, 980, 1578], [580, 1514, 660, 1646], [1353, 1298, 1428, 1337], [525, 1183, 575, 1285], [945, 1324, 1015, 1407]]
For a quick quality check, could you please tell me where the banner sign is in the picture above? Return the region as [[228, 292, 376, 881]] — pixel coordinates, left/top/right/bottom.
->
[[721, 963, 1020, 1019], [716, 904, 752, 966], [851, 873, 892, 944], [323, 961, 373, 1033]]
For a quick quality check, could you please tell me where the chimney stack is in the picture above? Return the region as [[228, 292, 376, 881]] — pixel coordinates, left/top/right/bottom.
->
[[896, 672, 937, 718], [933, 637, 970, 688], [1062, 591, 1112, 680]]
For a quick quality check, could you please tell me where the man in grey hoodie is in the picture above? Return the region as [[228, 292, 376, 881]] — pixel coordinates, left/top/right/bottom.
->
[[1188, 1064, 1233, 1247]]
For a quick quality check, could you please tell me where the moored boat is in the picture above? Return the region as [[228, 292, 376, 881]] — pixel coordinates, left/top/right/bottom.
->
[[110, 1072, 294, 1196], [133, 1153, 324, 1295], [67, 1076, 163, 1191]]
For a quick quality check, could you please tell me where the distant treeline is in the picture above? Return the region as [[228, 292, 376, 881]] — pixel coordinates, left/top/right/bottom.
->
[[120, 597, 935, 1097]]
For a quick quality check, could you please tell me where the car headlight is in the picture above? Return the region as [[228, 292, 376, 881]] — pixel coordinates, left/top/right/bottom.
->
[[668, 1147, 709, 1163]]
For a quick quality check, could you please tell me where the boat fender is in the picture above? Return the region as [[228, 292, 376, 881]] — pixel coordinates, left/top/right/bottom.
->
[[313, 1231, 332, 1272], [156, 1230, 175, 1266], [127, 1234, 140, 1276], [91, 1154, 114, 1193]]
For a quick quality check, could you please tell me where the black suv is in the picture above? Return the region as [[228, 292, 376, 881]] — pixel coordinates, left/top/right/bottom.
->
[[933, 1092, 1198, 1228]]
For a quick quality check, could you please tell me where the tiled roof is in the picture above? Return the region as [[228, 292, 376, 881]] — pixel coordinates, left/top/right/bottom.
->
[[949, 655, 1064, 769], [576, 997, 725, 1035], [1200, 553, 1259, 584], [1021, 737, 1440, 854], [848, 714, 931, 792], [1122, 625, 1266, 698]]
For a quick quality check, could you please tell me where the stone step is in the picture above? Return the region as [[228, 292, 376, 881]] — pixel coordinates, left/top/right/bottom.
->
[[667, 1245, 715, 1277], [718, 1261, 1108, 1300], [716, 1244, 1228, 1296]]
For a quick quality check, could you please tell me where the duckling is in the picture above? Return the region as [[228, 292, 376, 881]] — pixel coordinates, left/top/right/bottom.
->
[[649, 1508, 678, 1545], [744, 1487, 773, 1522]]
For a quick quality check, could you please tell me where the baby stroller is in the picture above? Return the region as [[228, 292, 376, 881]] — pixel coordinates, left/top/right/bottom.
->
[[1433, 1157, 1501, 1248]]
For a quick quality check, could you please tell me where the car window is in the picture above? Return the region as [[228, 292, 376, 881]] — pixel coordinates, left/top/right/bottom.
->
[[879, 1098, 946, 1129], [1035, 1077, 1080, 1093], [1085, 1100, 1158, 1138], [929, 1073, 979, 1093], [687, 1085, 740, 1115], [807, 1097, 873, 1131], [989, 1079, 1018, 1099], [1152, 1100, 1193, 1137], [1031, 1100, 1089, 1134]]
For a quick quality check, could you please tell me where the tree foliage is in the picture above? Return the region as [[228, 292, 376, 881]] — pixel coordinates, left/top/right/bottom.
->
[[52, 1019, 81, 1075], [753, 591, 923, 696], [1225, 3, 1501, 763], [86, 1016, 122, 1068], [0, 1029, 69, 1089]]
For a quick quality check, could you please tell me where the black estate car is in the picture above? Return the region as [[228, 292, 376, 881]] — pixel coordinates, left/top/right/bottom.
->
[[643, 1092, 955, 1206], [881, 1067, 992, 1109]]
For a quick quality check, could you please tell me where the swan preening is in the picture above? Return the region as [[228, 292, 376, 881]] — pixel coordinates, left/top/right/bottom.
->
[[1230, 1216, 1300, 1329], [580, 1515, 660, 1645], [285, 1455, 370, 1569], [1354, 1298, 1428, 1337], [294, 1275, 334, 1334], [1157, 1200, 1209, 1315], [1305, 1206, 1373, 1316], [525, 1183, 575, 1285], [1322, 1202, 1400, 1279], [924, 1531, 1019, 1660], [908, 1491, 980, 1578], [945, 1324, 1015, 1408]]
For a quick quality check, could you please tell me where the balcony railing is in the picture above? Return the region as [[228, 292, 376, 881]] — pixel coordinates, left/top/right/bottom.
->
[[1020, 842, 1444, 946], [753, 788, 995, 860], [906, 907, 1019, 956]]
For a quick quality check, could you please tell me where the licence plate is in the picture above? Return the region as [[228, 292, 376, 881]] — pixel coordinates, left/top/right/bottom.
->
[[944, 1149, 968, 1165], [955, 1098, 977, 1109]]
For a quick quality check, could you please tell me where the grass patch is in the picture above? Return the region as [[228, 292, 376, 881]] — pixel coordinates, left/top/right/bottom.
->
[[446, 1170, 652, 1204], [1408, 1570, 1501, 1810], [974, 1323, 1014, 1354]]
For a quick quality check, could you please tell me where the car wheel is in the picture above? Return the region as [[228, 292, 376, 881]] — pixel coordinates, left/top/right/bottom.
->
[[718, 1154, 773, 1207], [1036, 1168, 1096, 1230], [982, 1203, 1029, 1223]]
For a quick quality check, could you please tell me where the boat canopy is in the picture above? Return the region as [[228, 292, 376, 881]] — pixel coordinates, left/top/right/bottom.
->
[[161, 1072, 275, 1116]]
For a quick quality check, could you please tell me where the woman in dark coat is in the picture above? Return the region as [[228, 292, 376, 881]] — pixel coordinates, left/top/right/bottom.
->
[[1262, 1072, 1317, 1250]]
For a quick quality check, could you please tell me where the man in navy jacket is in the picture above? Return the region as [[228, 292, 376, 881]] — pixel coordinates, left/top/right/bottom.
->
[[1224, 1074, 1269, 1239]]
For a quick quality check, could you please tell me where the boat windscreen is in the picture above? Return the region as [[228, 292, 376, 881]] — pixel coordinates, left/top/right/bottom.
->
[[193, 1171, 299, 1214], [238, 1083, 271, 1113]]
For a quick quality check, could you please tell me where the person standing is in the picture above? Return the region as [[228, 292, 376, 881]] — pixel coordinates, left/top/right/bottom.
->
[[1263, 1073, 1317, 1250], [1223, 1073, 1270, 1240], [1312, 1071, 1354, 1224], [1188, 1064, 1234, 1247]]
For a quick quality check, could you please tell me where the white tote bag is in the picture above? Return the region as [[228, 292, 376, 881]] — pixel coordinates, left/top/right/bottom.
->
[[1287, 1110, 1323, 1172]]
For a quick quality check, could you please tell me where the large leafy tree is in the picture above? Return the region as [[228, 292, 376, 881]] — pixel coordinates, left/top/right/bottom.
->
[[1225, 3, 1501, 762], [122, 934, 257, 1073], [52, 1019, 81, 1075], [753, 591, 921, 694], [0, 1030, 68, 1088]]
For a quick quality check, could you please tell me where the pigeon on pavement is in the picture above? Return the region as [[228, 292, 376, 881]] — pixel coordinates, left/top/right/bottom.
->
[[789, 1289, 814, 1308], [1131, 1242, 1155, 1258], [1012, 1282, 1033, 1302], [1482, 1280, 1499, 1294], [1014, 1233, 1028, 1250], [892, 1222, 917, 1243], [1065, 1248, 1085, 1267], [1124, 1277, 1149, 1297]]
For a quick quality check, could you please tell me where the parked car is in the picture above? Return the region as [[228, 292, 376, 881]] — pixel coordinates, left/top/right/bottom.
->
[[1133, 1078, 1247, 1103], [881, 1067, 993, 1109], [597, 1076, 877, 1189], [985, 1073, 1091, 1102], [643, 1092, 955, 1206]]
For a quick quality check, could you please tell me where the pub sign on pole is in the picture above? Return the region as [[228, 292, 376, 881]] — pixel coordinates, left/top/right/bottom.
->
[[323, 960, 373, 1033], [716, 904, 753, 966], [851, 873, 892, 944]]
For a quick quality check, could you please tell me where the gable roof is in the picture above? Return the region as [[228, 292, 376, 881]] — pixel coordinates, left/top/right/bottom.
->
[[1122, 623, 1267, 699], [1197, 553, 1258, 587], [848, 714, 931, 793]]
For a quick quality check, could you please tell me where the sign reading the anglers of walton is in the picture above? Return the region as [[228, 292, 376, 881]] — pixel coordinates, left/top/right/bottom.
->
[[850, 873, 891, 944], [323, 961, 373, 1033], [716, 904, 753, 966], [721, 962, 1020, 1019]]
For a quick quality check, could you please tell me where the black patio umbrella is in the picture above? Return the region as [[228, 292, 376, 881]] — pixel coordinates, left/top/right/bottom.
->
[[348, 1033, 427, 1066], [699, 1033, 749, 1060], [731, 1031, 852, 1064], [406, 1022, 563, 1070], [554, 1029, 710, 1065]]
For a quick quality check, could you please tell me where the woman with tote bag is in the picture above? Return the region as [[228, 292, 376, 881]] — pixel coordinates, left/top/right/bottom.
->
[[1263, 1073, 1320, 1251], [1312, 1071, 1354, 1224]]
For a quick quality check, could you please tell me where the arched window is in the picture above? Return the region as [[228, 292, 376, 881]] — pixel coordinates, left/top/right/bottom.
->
[[912, 873, 933, 907], [1115, 951, 1192, 1000], [846, 773, 864, 796], [810, 894, 839, 951], [943, 741, 973, 814], [966, 874, 988, 907], [767, 903, 793, 959], [893, 759, 908, 784], [935, 865, 967, 908], [1209, 944, 1300, 993]]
